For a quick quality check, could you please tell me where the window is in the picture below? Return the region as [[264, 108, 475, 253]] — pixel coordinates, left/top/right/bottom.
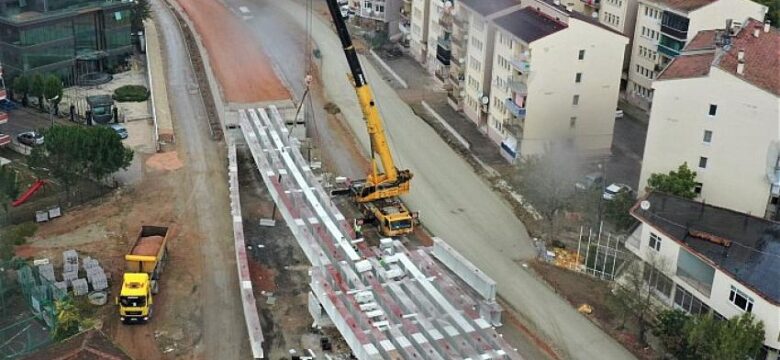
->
[[708, 104, 717, 116], [674, 285, 711, 315], [572, 94, 580, 105], [575, 73, 582, 83], [649, 233, 661, 251], [578, 49, 585, 60], [570, 117, 577, 128], [694, 182, 703, 194], [703, 130, 712, 143], [644, 265, 673, 298], [729, 286, 754, 312], [698, 156, 708, 169]]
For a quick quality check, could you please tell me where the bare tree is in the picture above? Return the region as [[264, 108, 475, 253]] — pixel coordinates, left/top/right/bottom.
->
[[516, 143, 580, 241], [610, 253, 670, 344]]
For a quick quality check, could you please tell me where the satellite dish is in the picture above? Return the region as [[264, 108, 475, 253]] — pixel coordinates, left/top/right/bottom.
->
[[640, 200, 651, 211], [480, 96, 489, 105], [444, 1, 453, 9]]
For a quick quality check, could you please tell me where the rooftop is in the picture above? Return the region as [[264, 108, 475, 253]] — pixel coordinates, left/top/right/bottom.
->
[[652, 0, 717, 12], [22, 330, 133, 360], [658, 19, 780, 96], [632, 192, 780, 305], [493, 7, 566, 43], [459, 0, 520, 17]]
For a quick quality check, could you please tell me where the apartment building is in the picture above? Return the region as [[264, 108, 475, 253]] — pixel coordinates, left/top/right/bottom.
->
[[638, 19, 780, 218], [0, 0, 134, 83], [599, 0, 640, 79], [487, 1, 627, 161], [409, 0, 431, 63], [0, 64, 9, 147], [355, 0, 403, 37], [626, 0, 767, 109], [458, 0, 522, 121], [627, 192, 780, 359]]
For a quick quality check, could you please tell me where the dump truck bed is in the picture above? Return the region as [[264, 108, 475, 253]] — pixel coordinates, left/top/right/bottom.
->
[[125, 226, 169, 274]]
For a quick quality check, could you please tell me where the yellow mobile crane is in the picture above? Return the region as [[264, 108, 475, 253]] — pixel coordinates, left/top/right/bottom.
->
[[324, 0, 416, 237]]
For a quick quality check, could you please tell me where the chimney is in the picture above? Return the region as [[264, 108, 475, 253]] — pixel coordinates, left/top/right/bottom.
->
[[565, 4, 573, 12], [737, 61, 745, 75], [554, 0, 560, 5], [592, 11, 598, 19], [738, 49, 745, 61], [754, 27, 761, 37], [765, 20, 772, 33]]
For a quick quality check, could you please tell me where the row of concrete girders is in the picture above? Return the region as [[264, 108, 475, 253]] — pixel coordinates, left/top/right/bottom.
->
[[239, 106, 522, 360]]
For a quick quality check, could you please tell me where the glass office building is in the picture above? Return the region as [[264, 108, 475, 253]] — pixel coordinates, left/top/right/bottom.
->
[[0, 0, 134, 84]]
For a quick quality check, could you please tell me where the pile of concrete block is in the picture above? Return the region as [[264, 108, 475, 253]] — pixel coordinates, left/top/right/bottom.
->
[[63, 250, 79, 273], [71, 278, 89, 296], [86, 267, 108, 291], [37, 263, 55, 283]]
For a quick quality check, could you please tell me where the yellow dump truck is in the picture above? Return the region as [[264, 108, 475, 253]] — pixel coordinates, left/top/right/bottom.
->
[[118, 225, 169, 324]]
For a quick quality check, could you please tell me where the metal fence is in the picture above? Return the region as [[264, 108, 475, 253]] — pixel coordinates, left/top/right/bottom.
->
[[0, 182, 112, 226]]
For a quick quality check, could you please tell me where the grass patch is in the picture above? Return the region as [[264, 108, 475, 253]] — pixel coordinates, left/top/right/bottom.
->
[[0, 222, 38, 260], [113, 85, 150, 102]]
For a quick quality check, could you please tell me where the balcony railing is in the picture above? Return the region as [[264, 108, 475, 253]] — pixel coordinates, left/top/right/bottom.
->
[[437, 37, 451, 50], [0, 134, 9, 147], [510, 59, 530, 73], [399, 21, 411, 34], [675, 268, 712, 298], [439, 14, 453, 27], [657, 43, 680, 58], [660, 24, 687, 40], [507, 79, 527, 96], [0, 112, 7, 125], [505, 98, 526, 118], [580, 0, 600, 8]]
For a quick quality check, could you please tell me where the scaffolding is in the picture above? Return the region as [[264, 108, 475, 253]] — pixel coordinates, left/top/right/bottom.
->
[[0, 261, 68, 358]]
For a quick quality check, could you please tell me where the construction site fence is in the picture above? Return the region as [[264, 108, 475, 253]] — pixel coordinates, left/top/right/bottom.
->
[[0, 262, 68, 358], [0, 181, 113, 227], [538, 227, 634, 281]]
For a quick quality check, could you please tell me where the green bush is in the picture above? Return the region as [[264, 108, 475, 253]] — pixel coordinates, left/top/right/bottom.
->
[[0, 222, 38, 260], [113, 85, 149, 102]]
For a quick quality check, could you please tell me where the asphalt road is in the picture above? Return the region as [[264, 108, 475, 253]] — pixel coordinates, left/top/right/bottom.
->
[[244, 1, 636, 359], [152, 0, 249, 358]]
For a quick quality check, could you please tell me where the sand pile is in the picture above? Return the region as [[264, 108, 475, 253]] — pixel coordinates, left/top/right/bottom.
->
[[146, 151, 183, 171], [132, 235, 164, 256]]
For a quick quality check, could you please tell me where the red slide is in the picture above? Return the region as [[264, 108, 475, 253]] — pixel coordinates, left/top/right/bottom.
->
[[12, 180, 45, 207]]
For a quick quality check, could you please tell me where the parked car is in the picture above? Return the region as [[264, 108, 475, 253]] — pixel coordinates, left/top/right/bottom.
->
[[17, 131, 44, 146], [575, 172, 604, 191], [603, 183, 633, 200], [108, 124, 129, 140]]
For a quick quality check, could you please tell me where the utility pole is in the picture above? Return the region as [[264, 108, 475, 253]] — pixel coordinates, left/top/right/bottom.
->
[[596, 157, 607, 226]]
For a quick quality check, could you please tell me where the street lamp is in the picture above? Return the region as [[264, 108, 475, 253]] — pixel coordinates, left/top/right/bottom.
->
[[48, 95, 59, 127]]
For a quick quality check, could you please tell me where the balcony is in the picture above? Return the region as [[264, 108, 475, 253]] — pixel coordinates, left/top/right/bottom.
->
[[453, 13, 467, 27], [661, 11, 689, 40], [0, 89, 5, 101], [507, 79, 527, 96], [0, 134, 9, 147], [0, 112, 7, 125], [580, 0, 600, 8], [675, 248, 715, 298], [657, 43, 681, 58], [510, 59, 530, 74], [505, 98, 526, 119], [399, 20, 411, 34], [439, 14, 453, 28]]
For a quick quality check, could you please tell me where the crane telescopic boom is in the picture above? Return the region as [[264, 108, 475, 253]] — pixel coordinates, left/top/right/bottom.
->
[[324, 0, 412, 203]]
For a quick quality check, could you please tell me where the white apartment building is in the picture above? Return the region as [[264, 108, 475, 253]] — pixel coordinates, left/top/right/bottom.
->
[[409, 0, 431, 63], [639, 19, 780, 218], [455, 0, 522, 115], [627, 192, 780, 359], [626, 0, 767, 109], [599, 0, 640, 78], [487, 2, 627, 161], [355, 0, 403, 37]]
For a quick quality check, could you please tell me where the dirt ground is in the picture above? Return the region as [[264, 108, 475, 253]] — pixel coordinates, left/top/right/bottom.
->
[[530, 261, 656, 360], [175, 0, 290, 103]]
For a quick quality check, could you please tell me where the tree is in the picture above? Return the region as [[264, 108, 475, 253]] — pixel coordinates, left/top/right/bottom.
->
[[43, 74, 63, 115], [53, 299, 81, 341], [29, 73, 45, 112], [29, 126, 133, 194], [653, 309, 694, 359], [611, 256, 669, 344], [646, 163, 698, 199], [130, 0, 152, 33], [0, 166, 19, 214], [686, 312, 765, 360], [604, 191, 637, 231], [516, 144, 579, 240], [12, 75, 29, 106], [754, 0, 778, 25]]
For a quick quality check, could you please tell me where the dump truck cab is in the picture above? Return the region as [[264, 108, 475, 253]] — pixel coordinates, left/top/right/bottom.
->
[[119, 273, 153, 323]]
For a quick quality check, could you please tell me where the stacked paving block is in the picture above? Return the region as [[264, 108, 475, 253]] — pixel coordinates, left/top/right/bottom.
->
[[37, 263, 55, 283], [71, 278, 89, 296], [62, 250, 79, 273]]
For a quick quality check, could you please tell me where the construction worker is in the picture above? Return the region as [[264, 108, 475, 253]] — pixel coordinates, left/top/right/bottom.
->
[[354, 219, 363, 239]]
